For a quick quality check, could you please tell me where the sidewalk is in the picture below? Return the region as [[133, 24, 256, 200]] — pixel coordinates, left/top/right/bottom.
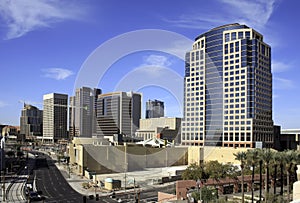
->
[[55, 163, 101, 196], [55, 162, 178, 198]]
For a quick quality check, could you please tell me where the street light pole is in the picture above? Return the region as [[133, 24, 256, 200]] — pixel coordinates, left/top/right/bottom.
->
[[124, 143, 127, 193], [196, 179, 202, 203]]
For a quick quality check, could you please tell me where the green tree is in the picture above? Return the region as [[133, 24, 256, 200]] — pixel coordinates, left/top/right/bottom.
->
[[234, 151, 247, 203], [182, 163, 207, 181], [205, 160, 225, 181], [246, 148, 260, 203], [191, 186, 217, 202], [283, 150, 297, 202], [270, 151, 280, 197], [224, 163, 240, 180], [278, 151, 284, 196], [261, 148, 273, 202]]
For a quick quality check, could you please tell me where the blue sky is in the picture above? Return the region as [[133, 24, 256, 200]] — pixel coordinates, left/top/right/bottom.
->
[[0, 0, 299, 129]]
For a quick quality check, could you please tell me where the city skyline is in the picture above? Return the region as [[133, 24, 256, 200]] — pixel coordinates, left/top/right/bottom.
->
[[0, 0, 299, 129]]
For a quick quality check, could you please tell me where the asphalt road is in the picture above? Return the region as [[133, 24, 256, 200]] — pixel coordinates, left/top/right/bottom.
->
[[33, 152, 175, 203], [34, 152, 85, 202], [34, 152, 127, 203]]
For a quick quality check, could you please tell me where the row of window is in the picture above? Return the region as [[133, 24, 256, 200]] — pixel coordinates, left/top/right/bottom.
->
[[193, 39, 205, 50], [224, 120, 251, 125], [224, 31, 251, 42]]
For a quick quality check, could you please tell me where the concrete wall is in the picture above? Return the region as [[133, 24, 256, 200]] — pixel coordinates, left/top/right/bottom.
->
[[69, 142, 188, 175], [203, 147, 248, 164]]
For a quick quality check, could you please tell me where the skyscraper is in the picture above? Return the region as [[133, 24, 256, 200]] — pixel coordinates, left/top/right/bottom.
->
[[145, 99, 164, 118], [96, 91, 141, 137], [20, 104, 43, 139], [182, 23, 273, 148], [43, 93, 68, 143], [69, 87, 101, 138]]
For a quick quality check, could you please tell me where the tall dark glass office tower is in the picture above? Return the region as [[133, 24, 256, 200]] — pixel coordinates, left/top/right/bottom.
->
[[96, 92, 141, 137], [182, 23, 273, 148]]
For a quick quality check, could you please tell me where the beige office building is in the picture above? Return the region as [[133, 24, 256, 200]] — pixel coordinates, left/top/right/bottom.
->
[[136, 117, 181, 143], [43, 93, 68, 142]]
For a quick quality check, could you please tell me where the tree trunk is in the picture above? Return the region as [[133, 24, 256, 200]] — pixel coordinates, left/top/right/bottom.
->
[[280, 163, 283, 196], [265, 163, 270, 203], [252, 164, 255, 203], [259, 160, 262, 202], [287, 170, 290, 202], [273, 164, 277, 195], [241, 166, 244, 203]]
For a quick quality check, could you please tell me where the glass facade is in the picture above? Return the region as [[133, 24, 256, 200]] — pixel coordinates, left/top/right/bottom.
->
[[182, 23, 273, 148]]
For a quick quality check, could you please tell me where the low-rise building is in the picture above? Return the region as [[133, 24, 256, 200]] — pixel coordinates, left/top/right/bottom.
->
[[273, 126, 300, 151], [135, 117, 181, 144]]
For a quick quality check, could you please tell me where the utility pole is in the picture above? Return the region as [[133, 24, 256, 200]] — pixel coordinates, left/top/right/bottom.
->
[[124, 143, 127, 193]]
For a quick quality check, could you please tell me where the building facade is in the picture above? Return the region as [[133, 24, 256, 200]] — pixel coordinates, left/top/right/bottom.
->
[[182, 23, 273, 148], [43, 93, 68, 142], [136, 117, 181, 143], [69, 87, 101, 138], [96, 91, 141, 137], [146, 99, 164, 118], [20, 104, 43, 139]]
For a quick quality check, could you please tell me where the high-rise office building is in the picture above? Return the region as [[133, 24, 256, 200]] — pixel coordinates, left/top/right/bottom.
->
[[20, 104, 43, 138], [182, 23, 273, 148], [96, 91, 141, 137], [145, 99, 164, 118], [43, 93, 68, 143], [69, 87, 101, 138]]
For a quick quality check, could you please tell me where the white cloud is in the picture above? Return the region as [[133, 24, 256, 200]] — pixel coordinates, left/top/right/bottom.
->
[[220, 0, 276, 29], [164, 12, 229, 30], [0, 0, 86, 39], [165, 0, 277, 30], [272, 61, 292, 73], [273, 77, 294, 90], [0, 101, 8, 108], [136, 55, 173, 77], [144, 55, 172, 67], [42, 68, 74, 80]]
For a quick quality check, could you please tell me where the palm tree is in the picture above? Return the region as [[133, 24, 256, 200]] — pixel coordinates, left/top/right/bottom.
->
[[261, 148, 272, 202], [234, 151, 247, 203], [270, 151, 280, 197], [279, 151, 284, 196], [293, 150, 300, 181], [246, 148, 260, 203], [258, 158, 263, 201], [283, 150, 297, 202]]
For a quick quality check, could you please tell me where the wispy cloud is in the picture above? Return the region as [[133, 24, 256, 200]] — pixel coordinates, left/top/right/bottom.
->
[[0, 0, 87, 39], [220, 0, 276, 29], [273, 77, 294, 90], [144, 55, 172, 67], [165, 0, 277, 30], [272, 61, 292, 73], [137, 55, 173, 77], [42, 68, 74, 80], [0, 101, 8, 108]]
